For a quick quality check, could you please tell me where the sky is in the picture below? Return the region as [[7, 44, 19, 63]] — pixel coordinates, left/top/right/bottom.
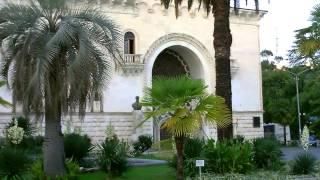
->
[[259, 0, 319, 60]]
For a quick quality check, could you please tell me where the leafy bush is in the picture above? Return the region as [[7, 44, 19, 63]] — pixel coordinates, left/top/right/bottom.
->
[[184, 137, 205, 158], [64, 133, 92, 162], [253, 137, 283, 170], [133, 135, 153, 155], [0, 147, 30, 179], [31, 159, 45, 180], [291, 153, 317, 175], [0, 138, 5, 150], [17, 136, 43, 153], [203, 139, 253, 174], [98, 135, 128, 176], [7, 116, 35, 136], [31, 159, 80, 180]]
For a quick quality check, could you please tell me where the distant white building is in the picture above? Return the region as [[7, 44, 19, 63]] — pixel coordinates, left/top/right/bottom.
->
[[0, 0, 266, 142]]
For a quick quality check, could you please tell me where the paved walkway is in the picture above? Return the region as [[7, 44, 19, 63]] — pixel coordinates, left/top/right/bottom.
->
[[127, 158, 167, 166], [281, 147, 320, 160]]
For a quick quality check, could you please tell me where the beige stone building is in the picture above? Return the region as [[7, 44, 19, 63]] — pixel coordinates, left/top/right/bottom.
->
[[0, 0, 266, 142]]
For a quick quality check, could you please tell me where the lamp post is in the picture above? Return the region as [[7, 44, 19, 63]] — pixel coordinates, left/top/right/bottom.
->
[[288, 69, 309, 141]]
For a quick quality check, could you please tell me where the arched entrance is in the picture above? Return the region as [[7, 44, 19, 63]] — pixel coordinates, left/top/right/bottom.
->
[[144, 33, 215, 141], [152, 49, 190, 140]]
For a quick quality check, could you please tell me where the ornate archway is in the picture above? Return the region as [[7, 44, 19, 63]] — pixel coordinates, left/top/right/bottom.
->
[[143, 33, 215, 92]]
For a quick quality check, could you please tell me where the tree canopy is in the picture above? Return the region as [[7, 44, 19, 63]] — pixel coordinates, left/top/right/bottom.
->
[[289, 4, 320, 66]]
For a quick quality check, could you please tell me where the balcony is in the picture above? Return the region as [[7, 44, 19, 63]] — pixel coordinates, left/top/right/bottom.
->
[[123, 54, 143, 64], [122, 54, 144, 75]]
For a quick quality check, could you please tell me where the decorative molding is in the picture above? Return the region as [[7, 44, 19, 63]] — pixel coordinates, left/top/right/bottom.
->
[[163, 49, 191, 76], [144, 33, 213, 66]]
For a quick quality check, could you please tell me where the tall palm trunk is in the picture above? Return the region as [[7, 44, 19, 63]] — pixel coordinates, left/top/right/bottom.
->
[[175, 135, 184, 180], [213, 0, 233, 139], [43, 75, 66, 177]]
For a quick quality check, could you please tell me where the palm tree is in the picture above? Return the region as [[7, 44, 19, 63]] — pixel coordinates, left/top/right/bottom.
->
[[0, 0, 122, 177], [160, 0, 261, 139], [289, 5, 320, 66], [142, 76, 230, 180]]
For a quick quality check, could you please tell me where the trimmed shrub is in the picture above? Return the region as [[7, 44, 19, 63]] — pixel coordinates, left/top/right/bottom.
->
[[291, 153, 317, 175], [64, 133, 92, 162], [203, 139, 254, 174], [133, 135, 153, 155], [253, 137, 283, 170], [98, 135, 128, 176], [0, 147, 30, 179]]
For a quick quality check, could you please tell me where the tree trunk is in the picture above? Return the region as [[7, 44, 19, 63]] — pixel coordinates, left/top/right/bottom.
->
[[213, 0, 233, 139], [43, 76, 66, 177], [283, 125, 287, 146], [175, 135, 184, 180]]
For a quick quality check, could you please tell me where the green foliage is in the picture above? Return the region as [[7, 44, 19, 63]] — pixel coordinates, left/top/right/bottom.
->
[[18, 135, 43, 153], [31, 159, 80, 180], [133, 135, 153, 155], [291, 153, 317, 175], [253, 138, 283, 170], [184, 137, 205, 159], [203, 139, 254, 174], [169, 138, 205, 177], [262, 67, 295, 125], [7, 116, 35, 137], [31, 159, 46, 180], [0, 138, 5, 150], [0, 147, 30, 179], [289, 5, 320, 66], [98, 135, 128, 176], [64, 133, 92, 163]]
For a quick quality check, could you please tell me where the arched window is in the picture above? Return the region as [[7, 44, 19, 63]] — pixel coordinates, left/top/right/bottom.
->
[[124, 32, 135, 54]]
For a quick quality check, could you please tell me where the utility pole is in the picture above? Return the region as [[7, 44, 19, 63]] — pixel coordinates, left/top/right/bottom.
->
[[288, 69, 309, 141]]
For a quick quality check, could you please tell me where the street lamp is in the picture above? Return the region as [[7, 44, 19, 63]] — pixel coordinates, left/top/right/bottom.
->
[[287, 69, 309, 141]]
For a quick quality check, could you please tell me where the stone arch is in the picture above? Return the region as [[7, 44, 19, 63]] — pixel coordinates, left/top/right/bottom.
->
[[143, 33, 215, 93]]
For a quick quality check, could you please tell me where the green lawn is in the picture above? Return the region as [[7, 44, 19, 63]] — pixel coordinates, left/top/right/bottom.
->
[[79, 165, 175, 180]]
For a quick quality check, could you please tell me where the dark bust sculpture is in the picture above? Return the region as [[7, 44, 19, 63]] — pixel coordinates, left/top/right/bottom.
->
[[132, 96, 142, 110]]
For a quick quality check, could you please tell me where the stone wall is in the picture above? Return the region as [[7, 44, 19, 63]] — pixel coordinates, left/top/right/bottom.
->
[[0, 111, 264, 142], [233, 111, 264, 139], [0, 112, 153, 143]]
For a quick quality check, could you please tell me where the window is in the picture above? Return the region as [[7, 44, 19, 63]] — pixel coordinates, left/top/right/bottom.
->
[[124, 32, 135, 54], [253, 117, 261, 128]]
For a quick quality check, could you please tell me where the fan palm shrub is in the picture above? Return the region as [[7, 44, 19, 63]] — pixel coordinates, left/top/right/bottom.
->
[[0, 0, 122, 177], [141, 76, 230, 180]]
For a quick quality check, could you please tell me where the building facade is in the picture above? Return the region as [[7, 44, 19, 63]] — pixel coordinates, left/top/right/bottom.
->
[[0, 0, 265, 142]]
